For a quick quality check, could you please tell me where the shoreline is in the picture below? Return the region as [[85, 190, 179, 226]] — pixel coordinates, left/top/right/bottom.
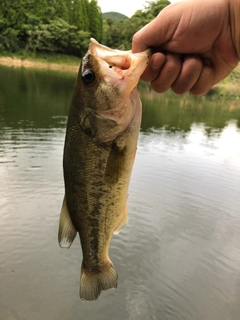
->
[[0, 57, 79, 73], [1, 56, 240, 97]]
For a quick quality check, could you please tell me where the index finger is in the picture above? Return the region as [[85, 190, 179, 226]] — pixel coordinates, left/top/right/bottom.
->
[[131, 5, 179, 53]]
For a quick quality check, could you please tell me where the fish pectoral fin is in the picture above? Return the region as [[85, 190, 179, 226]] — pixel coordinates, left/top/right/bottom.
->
[[80, 261, 118, 301], [113, 206, 128, 235], [58, 195, 77, 248], [105, 141, 127, 184]]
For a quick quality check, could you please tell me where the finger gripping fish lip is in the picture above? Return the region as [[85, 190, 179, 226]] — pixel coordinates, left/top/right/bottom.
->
[[83, 38, 150, 90]]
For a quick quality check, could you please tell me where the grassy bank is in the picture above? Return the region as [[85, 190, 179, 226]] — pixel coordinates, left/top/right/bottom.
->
[[0, 51, 80, 73], [209, 64, 240, 98]]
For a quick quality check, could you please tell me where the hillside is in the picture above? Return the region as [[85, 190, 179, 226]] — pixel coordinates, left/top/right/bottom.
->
[[102, 11, 128, 21]]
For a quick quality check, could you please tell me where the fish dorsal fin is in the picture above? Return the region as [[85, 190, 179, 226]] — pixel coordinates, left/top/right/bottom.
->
[[58, 195, 77, 248]]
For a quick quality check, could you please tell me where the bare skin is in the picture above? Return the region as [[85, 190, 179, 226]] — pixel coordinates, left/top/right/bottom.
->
[[132, 0, 240, 95]]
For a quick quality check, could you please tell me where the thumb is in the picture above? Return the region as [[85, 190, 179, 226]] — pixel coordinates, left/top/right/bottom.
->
[[132, 5, 180, 53]]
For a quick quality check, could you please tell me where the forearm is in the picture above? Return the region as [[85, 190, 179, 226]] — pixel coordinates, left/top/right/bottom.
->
[[229, 0, 240, 60]]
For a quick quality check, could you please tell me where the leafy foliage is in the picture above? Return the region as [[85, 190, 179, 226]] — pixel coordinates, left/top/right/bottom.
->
[[0, 0, 102, 56], [26, 19, 90, 56], [0, 0, 170, 56], [103, 0, 170, 50]]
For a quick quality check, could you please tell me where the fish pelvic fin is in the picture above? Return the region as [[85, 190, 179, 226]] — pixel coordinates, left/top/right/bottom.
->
[[80, 262, 118, 301], [58, 195, 77, 248]]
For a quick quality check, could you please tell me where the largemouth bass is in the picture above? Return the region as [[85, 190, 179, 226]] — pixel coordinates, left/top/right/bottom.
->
[[58, 38, 150, 301]]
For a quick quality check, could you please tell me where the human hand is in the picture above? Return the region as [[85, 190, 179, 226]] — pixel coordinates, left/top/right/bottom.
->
[[132, 0, 240, 95]]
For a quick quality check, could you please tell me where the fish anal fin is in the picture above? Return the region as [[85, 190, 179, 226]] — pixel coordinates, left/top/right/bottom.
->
[[80, 261, 118, 301], [58, 195, 77, 248], [113, 206, 128, 235]]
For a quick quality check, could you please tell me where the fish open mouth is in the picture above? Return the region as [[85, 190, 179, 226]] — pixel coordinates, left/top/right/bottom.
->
[[88, 38, 150, 94], [89, 38, 132, 70]]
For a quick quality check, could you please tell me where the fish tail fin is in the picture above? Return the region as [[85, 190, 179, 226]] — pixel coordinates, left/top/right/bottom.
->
[[80, 262, 118, 301]]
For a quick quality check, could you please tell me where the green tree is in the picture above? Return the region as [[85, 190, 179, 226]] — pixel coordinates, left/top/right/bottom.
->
[[26, 18, 90, 56], [53, 0, 70, 23], [88, 0, 102, 41], [0, 0, 170, 57], [145, 0, 170, 17], [105, 0, 170, 49], [72, 0, 90, 30], [102, 19, 111, 45]]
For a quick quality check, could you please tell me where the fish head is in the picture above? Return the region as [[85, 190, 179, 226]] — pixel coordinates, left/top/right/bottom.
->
[[76, 38, 150, 113]]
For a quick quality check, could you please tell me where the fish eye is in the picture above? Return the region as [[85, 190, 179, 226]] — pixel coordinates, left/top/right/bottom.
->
[[81, 70, 96, 85]]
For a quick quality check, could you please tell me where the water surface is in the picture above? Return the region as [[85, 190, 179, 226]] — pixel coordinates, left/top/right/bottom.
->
[[1, 66, 240, 320]]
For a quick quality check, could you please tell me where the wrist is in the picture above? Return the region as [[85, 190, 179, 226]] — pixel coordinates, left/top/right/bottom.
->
[[228, 0, 240, 61]]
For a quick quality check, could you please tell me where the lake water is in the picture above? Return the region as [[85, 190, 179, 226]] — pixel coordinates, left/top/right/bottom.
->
[[1, 65, 240, 320]]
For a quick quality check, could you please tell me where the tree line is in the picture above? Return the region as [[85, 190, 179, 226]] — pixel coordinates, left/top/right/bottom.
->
[[0, 0, 170, 57]]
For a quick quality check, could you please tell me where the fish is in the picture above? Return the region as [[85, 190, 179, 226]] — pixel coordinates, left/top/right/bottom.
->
[[58, 38, 150, 301]]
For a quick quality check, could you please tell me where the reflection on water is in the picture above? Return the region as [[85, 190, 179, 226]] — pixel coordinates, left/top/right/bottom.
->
[[1, 65, 240, 320], [139, 84, 240, 133]]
